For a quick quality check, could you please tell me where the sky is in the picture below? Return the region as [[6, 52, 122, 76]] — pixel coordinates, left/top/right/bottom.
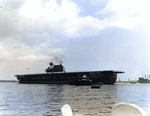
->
[[0, 0, 150, 81]]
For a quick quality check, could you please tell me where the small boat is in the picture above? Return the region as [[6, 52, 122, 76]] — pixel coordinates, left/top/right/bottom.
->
[[91, 83, 102, 89], [130, 81, 137, 84], [69, 75, 92, 86]]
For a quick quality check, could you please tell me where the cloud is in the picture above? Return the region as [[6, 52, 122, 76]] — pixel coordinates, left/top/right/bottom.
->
[[99, 0, 150, 30], [19, 0, 80, 36]]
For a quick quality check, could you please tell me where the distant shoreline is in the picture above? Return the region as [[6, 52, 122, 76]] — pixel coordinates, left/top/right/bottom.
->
[[0, 80, 18, 82]]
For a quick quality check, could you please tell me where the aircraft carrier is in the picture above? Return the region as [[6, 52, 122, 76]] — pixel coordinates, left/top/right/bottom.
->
[[15, 62, 124, 84]]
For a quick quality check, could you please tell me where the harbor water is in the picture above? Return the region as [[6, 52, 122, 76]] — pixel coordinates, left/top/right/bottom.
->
[[0, 82, 150, 116]]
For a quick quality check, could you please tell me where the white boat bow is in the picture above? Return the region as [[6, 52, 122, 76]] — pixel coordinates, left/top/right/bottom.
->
[[61, 102, 147, 116]]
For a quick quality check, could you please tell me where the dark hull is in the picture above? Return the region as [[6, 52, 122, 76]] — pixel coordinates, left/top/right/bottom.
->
[[15, 70, 124, 85]]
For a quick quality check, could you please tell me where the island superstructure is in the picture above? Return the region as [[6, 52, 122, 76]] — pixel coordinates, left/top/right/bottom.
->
[[15, 62, 124, 84]]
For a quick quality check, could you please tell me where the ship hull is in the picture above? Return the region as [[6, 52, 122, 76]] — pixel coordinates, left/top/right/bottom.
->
[[15, 70, 124, 85], [138, 77, 150, 83]]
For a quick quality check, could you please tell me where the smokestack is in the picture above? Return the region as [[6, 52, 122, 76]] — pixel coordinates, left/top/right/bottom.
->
[[50, 56, 63, 65]]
